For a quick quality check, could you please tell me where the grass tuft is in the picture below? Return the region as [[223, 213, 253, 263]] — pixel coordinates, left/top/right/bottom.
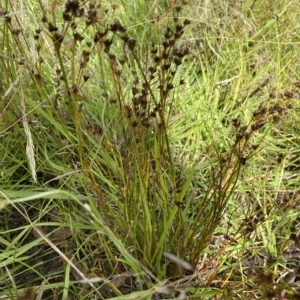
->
[[1, 0, 300, 299]]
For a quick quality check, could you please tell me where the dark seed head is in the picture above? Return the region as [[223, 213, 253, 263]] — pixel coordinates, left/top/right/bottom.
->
[[4, 13, 11, 23], [94, 30, 107, 43], [175, 24, 183, 33], [48, 23, 58, 32], [148, 66, 156, 73], [65, 0, 80, 14], [127, 38, 136, 51], [63, 12, 72, 21], [12, 29, 21, 35], [74, 32, 84, 41], [41, 15, 48, 23], [183, 19, 191, 26], [175, 5, 182, 13]]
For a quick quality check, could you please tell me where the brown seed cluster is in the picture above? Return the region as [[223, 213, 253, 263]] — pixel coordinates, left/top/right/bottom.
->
[[228, 83, 294, 167], [86, 2, 192, 133], [121, 9, 190, 130], [0, 9, 12, 23], [269, 81, 300, 100], [2, 0, 191, 130]]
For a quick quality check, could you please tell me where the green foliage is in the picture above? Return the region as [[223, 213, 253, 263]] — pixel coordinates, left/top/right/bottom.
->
[[1, 0, 300, 299]]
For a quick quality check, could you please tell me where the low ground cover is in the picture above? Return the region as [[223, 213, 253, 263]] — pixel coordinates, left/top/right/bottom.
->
[[1, 0, 300, 299]]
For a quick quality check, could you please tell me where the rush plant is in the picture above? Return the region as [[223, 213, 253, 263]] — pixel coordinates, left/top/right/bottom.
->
[[0, 0, 299, 299]]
